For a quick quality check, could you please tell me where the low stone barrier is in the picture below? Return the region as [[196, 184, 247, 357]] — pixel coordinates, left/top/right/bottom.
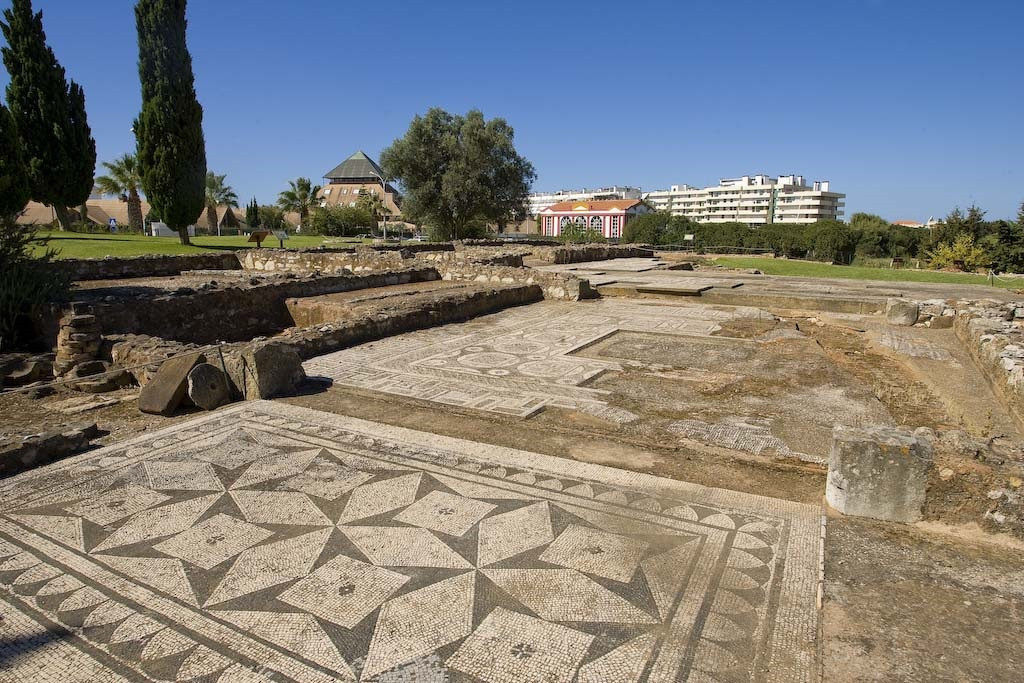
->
[[0, 422, 99, 478], [57, 252, 241, 281], [417, 250, 524, 268], [954, 301, 1024, 430], [527, 244, 656, 264], [88, 266, 440, 344], [432, 261, 594, 301], [283, 284, 543, 360], [240, 248, 407, 274]]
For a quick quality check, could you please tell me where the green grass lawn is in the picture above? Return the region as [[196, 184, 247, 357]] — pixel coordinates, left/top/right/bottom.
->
[[31, 231, 372, 259], [712, 256, 1022, 289]]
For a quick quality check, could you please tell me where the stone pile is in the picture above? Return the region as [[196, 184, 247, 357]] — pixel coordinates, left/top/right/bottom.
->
[[0, 422, 98, 478], [54, 306, 101, 376], [885, 298, 957, 327]]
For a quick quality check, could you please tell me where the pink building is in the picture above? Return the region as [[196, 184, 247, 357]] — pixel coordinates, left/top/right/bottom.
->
[[538, 199, 651, 239]]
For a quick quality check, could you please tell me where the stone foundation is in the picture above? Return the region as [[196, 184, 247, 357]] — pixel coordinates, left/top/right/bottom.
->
[[57, 252, 242, 281], [86, 267, 440, 344], [434, 262, 593, 301]]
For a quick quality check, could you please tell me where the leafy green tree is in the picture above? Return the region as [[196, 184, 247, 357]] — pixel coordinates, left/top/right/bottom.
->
[[203, 172, 238, 233], [381, 108, 535, 241], [245, 197, 260, 229], [257, 205, 286, 232], [987, 203, 1024, 273], [808, 220, 856, 263], [134, 0, 206, 245], [277, 177, 321, 227], [0, 102, 29, 218], [0, 218, 69, 350], [927, 233, 990, 271], [94, 154, 144, 232], [1, 0, 96, 230], [307, 205, 375, 236], [621, 212, 669, 244]]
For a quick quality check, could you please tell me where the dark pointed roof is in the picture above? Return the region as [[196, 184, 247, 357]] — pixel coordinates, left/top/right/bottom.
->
[[324, 150, 385, 182]]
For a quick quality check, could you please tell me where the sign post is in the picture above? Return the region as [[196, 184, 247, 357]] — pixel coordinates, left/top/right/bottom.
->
[[272, 230, 289, 249]]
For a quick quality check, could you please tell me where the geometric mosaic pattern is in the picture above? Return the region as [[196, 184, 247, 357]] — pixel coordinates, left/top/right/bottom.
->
[[303, 299, 775, 424], [0, 401, 819, 682]]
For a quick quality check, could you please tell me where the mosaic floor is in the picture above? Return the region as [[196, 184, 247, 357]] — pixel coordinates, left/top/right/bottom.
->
[[0, 401, 819, 682], [303, 299, 774, 423]]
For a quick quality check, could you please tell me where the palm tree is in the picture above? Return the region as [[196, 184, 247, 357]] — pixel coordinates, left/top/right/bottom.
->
[[205, 172, 239, 235], [277, 177, 321, 227], [94, 154, 144, 232]]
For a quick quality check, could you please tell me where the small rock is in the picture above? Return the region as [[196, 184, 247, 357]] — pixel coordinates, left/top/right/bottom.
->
[[987, 489, 1006, 500], [939, 467, 955, 481], [886, 299, 920, 326], [1009, 476, 1022, 489]]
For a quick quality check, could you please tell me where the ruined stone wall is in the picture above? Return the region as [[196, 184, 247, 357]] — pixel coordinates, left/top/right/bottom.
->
[[105, 284, 543, 390], [954, 303, 1024, 431], [240, 248, 406, 274], [527, 244, 656, 264], [432, 261, 593, 301], [417, 250, 524, 268], [89, 267, 440, 344], [57, 252, 242, 281]]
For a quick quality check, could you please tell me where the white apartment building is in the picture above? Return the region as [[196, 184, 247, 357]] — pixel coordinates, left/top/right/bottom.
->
[[644, 175, 845, 225], [528, 186, 643, 216]]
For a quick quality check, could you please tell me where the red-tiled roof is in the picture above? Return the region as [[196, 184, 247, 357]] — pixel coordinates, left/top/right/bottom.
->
[[541, 199, 644, 213]]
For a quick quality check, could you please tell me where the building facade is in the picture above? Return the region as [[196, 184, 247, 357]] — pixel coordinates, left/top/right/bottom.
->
[[317, 150, 402, 219], [528, 186, 642, 217], [644, 175, 844, 225], [538, 199, 652, 239]]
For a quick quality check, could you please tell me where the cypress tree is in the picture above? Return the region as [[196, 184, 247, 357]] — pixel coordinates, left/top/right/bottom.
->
[[134, 0, 206, 245], [0, 102, 30, 218], [245, 197, 260, 229], [0, 0, 96, 230]]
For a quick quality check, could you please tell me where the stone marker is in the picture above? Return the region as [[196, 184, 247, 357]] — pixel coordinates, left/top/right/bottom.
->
[[825, 425, 933, 523], [886, 299, 919, 326], [138, 352, 205, 416], [186, 362, 231, 411], [223, 342, 305, 400]]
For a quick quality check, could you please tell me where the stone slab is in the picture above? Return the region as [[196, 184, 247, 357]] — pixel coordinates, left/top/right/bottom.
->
[[0, 401, 820, 682], [138, 351, 205, 416], [826, 425, 933, 523]]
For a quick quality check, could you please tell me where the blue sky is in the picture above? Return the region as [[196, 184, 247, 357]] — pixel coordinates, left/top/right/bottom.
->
[[2, 0, 1022, 221]]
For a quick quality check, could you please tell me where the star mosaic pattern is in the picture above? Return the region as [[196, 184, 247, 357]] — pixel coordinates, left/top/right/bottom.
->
[[0, 402, 819, 682]]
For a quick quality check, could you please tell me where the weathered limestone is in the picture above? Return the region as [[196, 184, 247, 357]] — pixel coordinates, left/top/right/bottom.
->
[[826, 425, 933, 523], [54, 308, 101, 376], [138, 351, 205, 415], [885, 299, 920, 326], [222, 342, 305, 400], [186, 362, 231, 410], [0, 422, 98, 478]]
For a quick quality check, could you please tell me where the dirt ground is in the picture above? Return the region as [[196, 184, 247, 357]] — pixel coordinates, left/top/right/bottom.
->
[[823, 513, 1024, 682]]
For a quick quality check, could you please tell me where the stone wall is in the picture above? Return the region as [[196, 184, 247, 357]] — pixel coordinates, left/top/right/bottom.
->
[[527, 244, 656, 264], [432, 261, 594, 301], [954, 302, 1024, 430], [89, 266, 440, 344], [240, 248, 406, 274], [104, 284, 543, 395], [417, 250, 524, 268], [57, 252, 241, 281]]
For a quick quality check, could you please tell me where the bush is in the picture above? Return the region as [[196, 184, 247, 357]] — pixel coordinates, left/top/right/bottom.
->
[[926, 233, 990, 271], [0, 219, 70, 350], [307, 205, 376, 236]]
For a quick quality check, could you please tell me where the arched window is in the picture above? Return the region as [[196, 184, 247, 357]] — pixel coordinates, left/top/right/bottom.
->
[[590, 216, 602, 230], [574, 216, 586, 227], [560, 217, 572, 229]]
